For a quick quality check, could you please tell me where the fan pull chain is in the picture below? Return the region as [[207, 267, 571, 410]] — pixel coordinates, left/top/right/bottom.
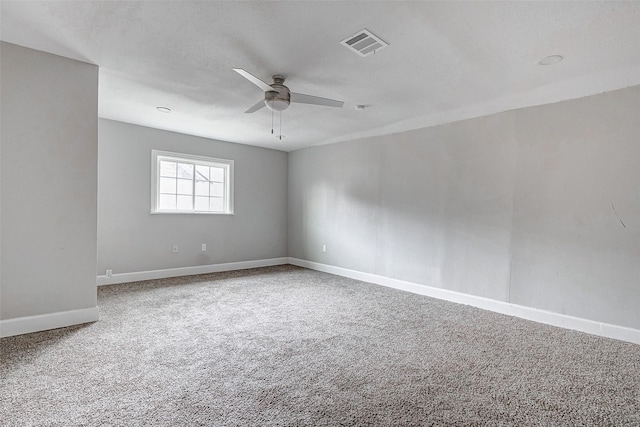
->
[[271, 108, 274, 135], [279, 111, 283, 141]]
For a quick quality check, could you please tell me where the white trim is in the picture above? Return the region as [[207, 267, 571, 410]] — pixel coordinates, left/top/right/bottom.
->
[[0, 307, 99, 338], [97, 257, 289, 286], [288, 258, 640, 345]]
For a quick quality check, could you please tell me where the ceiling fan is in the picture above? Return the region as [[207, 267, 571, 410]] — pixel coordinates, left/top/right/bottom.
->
[[233, 68, 344, 113]]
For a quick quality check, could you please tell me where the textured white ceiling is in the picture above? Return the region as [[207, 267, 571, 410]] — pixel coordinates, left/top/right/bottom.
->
[[3, 1, 640, 152]]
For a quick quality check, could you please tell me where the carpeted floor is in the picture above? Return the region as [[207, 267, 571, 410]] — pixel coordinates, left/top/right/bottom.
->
[[1, 265, 639, 426]]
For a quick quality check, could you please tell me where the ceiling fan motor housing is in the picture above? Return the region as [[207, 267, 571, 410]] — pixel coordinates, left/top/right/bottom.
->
[[264, 75, 291, 111]]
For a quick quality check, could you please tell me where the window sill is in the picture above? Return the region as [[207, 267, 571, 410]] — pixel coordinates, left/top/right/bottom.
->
[[150, 211, 235, 215]]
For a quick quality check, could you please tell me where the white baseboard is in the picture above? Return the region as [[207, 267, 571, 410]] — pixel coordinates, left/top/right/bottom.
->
[[288, 258, 640, 345], [0, 307, 99, 338], [97, 257, 289, 286]]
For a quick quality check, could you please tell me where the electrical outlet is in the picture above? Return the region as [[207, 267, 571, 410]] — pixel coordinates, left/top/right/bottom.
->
[[172, 244, 179, 253], [322, 244, 327, 253], [106, 269, 112, 278], [201, 243, 207, 252]]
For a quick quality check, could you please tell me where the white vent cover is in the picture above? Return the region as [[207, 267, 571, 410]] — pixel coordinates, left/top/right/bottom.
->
[[340, 29, 388, 57]]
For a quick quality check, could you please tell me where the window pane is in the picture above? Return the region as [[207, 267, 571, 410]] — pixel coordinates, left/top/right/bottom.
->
[[210, 197, 224, 212], [159, 194, 176, 209], [160, 161, 177, 177], [210, 182, 224, 197], [210, 166, 224, 182], [159, 177, 177, 194], [177, 195, 192, 210], [194, 196, 209, 211], [195, 181, 209, 196], [195, 165, 209, 181], [177, 163, 194, 179], [177, 178, 193, 195]]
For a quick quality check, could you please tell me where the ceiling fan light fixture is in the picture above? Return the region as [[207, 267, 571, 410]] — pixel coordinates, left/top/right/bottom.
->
[[264, 89, 290, 111], [265, 98, 289, 111]]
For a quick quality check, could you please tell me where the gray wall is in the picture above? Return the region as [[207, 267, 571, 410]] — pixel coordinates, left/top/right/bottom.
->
[[97, 119, 288, 275], [289, 85, 640, 330], [1, 43, 98, 320]]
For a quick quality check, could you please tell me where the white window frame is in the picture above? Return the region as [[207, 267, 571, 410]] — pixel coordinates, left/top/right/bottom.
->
[[151, 149, 234, 215]]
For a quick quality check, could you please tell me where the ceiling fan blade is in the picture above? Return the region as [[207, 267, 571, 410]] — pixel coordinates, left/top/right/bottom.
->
[[245, 99, 266, 113], [290, 92, 344, 108], [233, 68, 272, 92]]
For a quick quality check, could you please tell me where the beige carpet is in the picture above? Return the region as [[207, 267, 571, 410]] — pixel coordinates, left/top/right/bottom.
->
[[1, 265, 639, 426]]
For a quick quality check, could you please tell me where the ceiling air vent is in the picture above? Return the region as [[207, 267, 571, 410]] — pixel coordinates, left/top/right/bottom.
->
[[340, 29, 388, 57]]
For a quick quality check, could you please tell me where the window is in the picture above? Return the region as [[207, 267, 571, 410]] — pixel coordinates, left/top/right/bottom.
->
[[151, 150, 234, 214]]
